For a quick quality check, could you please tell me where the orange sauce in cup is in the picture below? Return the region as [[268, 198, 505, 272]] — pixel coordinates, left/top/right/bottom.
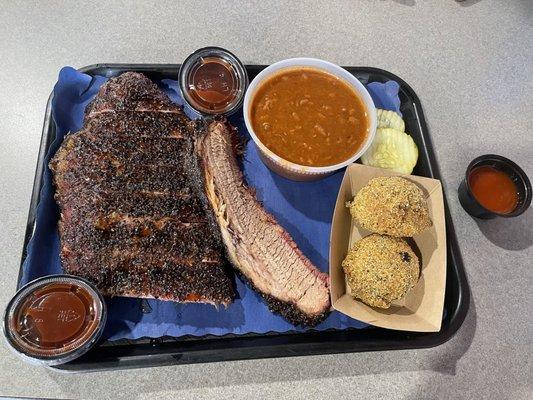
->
[[468, 165, 518, 214]]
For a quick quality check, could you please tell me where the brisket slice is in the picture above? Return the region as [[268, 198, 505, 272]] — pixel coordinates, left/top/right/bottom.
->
[[199, 121, 330, 326], [84, 72, 184, 117], [50, 72, 234, 306]]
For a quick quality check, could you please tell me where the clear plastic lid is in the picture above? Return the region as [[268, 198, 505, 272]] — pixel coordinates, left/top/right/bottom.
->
[[179, 47, 248, 116], [3, 275, 106, 366]]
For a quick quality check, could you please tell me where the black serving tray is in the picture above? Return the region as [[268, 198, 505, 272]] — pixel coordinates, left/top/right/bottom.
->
[[18, 64, 469, 372]]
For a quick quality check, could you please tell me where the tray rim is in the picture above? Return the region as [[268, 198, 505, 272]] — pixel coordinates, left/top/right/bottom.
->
[[16, 63, 470, 372]]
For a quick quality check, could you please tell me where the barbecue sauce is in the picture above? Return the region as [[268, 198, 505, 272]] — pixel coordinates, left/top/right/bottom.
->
[[468, 165, 518, 214], [11, 283, 100, 354], [187, 57, 238, 112], [180, 47, 248, 116]]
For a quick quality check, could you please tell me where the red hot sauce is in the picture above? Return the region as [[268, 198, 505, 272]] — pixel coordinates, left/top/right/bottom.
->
[[468, 165, 518, 214]]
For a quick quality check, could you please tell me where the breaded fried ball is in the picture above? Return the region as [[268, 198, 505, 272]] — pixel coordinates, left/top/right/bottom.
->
[[347, 176, 432, 237], [342, 234, 419, 308]]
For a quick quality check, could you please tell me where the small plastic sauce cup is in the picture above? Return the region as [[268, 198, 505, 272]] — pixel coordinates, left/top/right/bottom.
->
[[179, 47, 248, 117], [3, 275, 106, 366], [458, 154, 531, 219]]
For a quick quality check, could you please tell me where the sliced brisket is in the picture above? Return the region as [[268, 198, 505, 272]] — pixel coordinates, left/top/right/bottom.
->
[[199, 121, 331, 326], [50, 72, 234, 306]]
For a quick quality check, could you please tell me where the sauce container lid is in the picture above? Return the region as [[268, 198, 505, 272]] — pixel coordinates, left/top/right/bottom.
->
[[3, 275, 106, 366], [179, 47, 248, 116]]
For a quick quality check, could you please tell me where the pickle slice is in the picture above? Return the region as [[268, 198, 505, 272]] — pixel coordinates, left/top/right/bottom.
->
[[361, 128, 418, 174], [377, 109, 405, 132]]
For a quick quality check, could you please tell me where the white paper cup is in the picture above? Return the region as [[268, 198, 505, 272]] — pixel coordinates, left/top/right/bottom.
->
[[243, 58, 377, 181]]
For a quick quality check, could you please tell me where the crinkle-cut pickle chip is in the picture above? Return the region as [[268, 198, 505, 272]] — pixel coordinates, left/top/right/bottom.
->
[[361, 128, 419, 174], [377, 109, 405, 132]]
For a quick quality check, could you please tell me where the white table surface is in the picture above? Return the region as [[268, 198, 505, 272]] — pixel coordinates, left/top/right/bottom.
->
[[0, 1, 531, 399]]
